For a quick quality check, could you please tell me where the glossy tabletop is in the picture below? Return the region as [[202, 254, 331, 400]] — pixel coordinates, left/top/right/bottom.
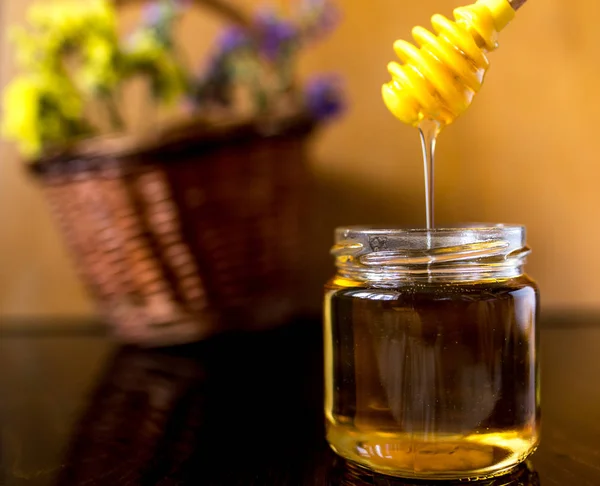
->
[[1, 313, 599, 486]]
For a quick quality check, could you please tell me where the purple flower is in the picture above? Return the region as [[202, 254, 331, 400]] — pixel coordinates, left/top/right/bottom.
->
[[143, 1, 181, 26], [254, 11, 298, 60], [144, 3, 164, 25], [141, 1, 186, 48], [304, 75, 345, 121], [217, 26, 251, 54], [298, 0, 341, 41]]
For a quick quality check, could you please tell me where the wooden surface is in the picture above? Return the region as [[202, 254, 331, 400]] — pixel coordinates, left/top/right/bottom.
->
[[1, 314, 599, 486]]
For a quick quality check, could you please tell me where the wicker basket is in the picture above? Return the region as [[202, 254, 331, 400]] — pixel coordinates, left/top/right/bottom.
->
[[32, 114, 315, 346]]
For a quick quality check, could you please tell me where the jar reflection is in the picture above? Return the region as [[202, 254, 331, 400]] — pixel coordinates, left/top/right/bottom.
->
[[56, 322, 328, 485]]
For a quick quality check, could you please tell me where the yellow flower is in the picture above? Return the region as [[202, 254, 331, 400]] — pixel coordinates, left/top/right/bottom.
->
[[2, 0, 190, 157], [78, 33, 120, 94], [1, 73, 85, 158], [18, 0, 120, 93], [2, 76, 43, 156], [124, 31, 186, 103], [28, 0, 116, 39]]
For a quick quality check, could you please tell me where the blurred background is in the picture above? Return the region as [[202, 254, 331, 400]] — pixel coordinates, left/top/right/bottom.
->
[[1, 0, 599, 322]]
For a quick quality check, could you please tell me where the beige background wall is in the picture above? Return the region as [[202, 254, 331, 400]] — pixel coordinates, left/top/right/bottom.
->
[[1, 0, 598, 319]]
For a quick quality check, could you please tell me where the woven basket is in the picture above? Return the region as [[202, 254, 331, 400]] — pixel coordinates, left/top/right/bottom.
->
[[24, 0, 321, 346], [32, 113, 315, 346]]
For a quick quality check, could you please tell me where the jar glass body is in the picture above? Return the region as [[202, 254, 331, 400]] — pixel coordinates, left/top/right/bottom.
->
[[324, 226, 540, 480]]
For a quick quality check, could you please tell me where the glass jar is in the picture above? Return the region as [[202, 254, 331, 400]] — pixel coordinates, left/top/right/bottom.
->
[[324, 226, 540, 480]]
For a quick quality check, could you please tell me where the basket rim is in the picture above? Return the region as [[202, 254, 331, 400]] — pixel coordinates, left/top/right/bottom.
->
[[29, 111, 317, 173]]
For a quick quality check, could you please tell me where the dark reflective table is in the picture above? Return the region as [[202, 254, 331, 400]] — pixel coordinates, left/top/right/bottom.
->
[[1, 314, 599, 485]]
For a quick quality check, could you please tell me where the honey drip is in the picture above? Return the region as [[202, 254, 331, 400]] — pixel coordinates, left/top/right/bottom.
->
[[418, 120, 441, 230]]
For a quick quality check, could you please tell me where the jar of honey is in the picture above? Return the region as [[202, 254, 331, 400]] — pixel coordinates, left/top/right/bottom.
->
[[324, 225, 540, 480]]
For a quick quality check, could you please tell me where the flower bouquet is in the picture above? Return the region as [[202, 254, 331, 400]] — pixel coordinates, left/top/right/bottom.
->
[[2, 0, 344, 346]]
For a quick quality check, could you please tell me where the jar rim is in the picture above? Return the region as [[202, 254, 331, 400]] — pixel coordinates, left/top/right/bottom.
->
[[336, 223, 524, 236], [332, 224, 529, 282]]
